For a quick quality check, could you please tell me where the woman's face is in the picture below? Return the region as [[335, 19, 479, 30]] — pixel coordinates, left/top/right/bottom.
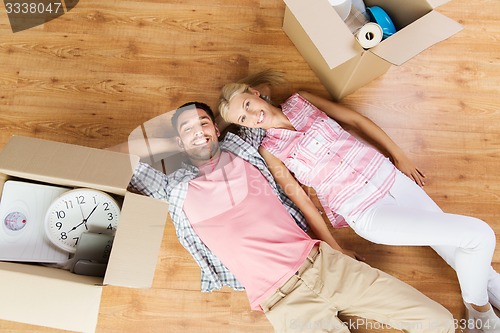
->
[[226, 89, 278, 129]]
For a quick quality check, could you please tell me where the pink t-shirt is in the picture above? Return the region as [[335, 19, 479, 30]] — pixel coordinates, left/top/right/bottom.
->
[[183, 151, 317, 310]]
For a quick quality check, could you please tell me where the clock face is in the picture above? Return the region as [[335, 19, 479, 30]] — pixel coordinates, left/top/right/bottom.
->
[[44, 188, 120, 253]]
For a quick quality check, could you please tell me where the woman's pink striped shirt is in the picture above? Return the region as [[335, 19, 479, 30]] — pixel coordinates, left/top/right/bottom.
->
[[261, 93, 396, 227]]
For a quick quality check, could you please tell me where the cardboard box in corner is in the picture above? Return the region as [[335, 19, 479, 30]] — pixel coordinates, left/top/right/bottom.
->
[[0, 136, 169, 333], [282, 0, 463, 100]]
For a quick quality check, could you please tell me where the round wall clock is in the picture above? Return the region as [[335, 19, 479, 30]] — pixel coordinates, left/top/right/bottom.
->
[[44, 188, 120, 253]]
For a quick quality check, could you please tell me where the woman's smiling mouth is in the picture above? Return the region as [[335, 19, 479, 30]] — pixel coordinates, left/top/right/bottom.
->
[[257, 110, 264, 124]]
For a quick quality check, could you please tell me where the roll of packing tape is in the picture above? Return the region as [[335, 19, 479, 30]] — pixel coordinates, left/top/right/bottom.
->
[[356, 22, 383, 49], [328, 0, 352, 21]]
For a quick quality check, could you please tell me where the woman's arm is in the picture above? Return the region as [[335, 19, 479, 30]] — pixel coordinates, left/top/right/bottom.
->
[[298, 91, 426, 186], [259, 146, 348, 254]]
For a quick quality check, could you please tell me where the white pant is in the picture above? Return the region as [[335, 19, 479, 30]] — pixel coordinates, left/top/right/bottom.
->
[[350, 170, 497, 305]]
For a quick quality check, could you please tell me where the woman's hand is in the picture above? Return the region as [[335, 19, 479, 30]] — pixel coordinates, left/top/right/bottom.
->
[[393, 154, 426, 187]]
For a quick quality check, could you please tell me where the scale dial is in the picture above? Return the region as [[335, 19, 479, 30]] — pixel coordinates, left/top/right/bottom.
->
[[4, 211, 28, 232]]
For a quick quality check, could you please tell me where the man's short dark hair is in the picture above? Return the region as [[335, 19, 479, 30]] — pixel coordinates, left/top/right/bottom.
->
[[171, 102, 215, 134]]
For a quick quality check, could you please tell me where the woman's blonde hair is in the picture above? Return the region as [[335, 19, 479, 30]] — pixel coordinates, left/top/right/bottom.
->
[[218, 69, 286, 122], [219, 82, 251, 122]]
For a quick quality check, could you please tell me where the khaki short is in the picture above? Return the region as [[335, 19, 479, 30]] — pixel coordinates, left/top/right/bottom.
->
[[260, 242, 454, 333]]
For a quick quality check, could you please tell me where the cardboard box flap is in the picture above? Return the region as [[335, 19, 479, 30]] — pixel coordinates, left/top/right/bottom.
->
[[370, 10, 462, 66], [283, 0, 361, 69], [104, 192, 168, 288], [427, 0, 452, 8], [0, 261, 102, 333], [0, 136, 139, 195]]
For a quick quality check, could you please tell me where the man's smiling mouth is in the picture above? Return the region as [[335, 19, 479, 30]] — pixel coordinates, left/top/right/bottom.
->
[[192, 137, 209, 146]]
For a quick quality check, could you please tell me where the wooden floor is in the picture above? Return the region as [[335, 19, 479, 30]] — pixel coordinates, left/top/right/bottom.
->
[[0, 0, 499, 332]]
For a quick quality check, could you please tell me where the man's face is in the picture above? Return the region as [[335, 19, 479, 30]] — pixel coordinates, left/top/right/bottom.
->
[[175, 108, 221, 165]]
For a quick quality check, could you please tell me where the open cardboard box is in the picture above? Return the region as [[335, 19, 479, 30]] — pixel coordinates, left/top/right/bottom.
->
[[0, 136, 169, 332], [282, 0, 463, 100]]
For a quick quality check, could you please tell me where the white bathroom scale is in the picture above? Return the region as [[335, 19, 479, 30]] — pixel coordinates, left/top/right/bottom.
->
[[0, 180, 70, 263]]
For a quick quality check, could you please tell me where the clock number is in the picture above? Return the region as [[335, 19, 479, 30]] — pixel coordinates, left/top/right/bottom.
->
[[76, 195, 85, 204], [103, 202, 110, 211], [55, 222, 63, 230], [73, 236, 79, 246], [107, 212, 114, 221], [56, 210, 66, 219], [107, 223, 113, 230], [60, 232, 68, 240], [64, 200, 73, 209]]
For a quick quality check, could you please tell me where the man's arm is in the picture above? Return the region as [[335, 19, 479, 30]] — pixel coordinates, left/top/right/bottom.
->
[[106, 137, 181, 160], [107, 137, 179, 200]]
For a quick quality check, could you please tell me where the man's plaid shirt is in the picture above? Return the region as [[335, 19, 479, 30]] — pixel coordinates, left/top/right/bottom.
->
[[129, 129, 308, 292]]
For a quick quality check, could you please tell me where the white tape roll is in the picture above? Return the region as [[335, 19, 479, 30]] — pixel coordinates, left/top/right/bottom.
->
[[356, 22, 383, 49], [328, 0, 352, 21]]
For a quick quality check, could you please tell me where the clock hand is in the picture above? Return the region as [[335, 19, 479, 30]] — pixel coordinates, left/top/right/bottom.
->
[[77, 202, 85, 219], [68, 204, 98, 233], [84, 204, 99, 222], [68, 220, 87, 233], [77, 202, 89, 230]]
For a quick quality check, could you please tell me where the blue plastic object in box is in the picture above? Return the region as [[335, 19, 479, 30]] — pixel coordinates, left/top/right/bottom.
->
[[367, 6, 396, 39]]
